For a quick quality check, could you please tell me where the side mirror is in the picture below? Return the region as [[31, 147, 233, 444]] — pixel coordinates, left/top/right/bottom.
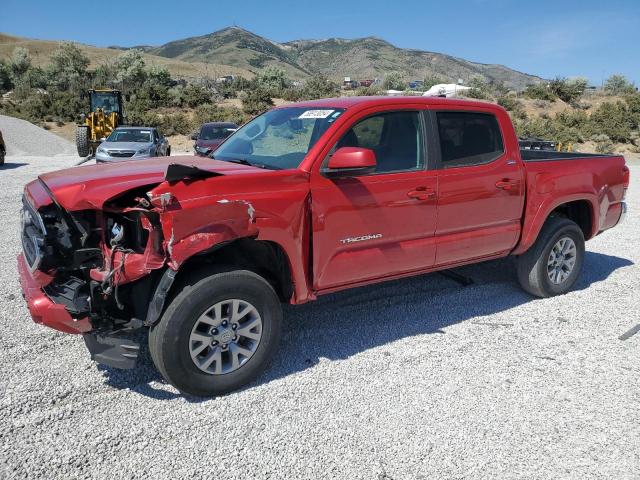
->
[[190, 132, 199, 140], [100, 137, 107, 143], [321, 147, 377, 178]]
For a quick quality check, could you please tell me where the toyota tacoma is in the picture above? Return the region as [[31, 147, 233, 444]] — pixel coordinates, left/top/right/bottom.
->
[[18, 97, 629, 396]]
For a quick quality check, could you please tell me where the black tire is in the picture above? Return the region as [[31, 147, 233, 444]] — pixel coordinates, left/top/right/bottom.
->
[[76, 126, 90, 157], [149, 269, 282, 396], [0, 150, 4, 166], [516, 216, 585, 298]]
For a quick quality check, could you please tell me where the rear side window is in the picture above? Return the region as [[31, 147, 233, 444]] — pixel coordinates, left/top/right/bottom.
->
[[436, 112, 504, 168]]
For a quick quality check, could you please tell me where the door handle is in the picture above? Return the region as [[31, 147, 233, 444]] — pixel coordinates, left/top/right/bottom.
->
[[407, 187, 436, 200], [495, 179, 519, 191]]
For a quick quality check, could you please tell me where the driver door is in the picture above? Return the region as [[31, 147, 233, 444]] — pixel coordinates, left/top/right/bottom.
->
[[311, 109, 438, 291]]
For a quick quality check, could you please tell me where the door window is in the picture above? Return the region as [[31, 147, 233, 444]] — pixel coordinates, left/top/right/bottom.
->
[[336, 111, 425, 174], [436, 112, 504, 168]]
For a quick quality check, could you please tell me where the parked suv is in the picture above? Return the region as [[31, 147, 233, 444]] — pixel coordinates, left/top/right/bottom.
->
[[96, 126, 170, 163], [192, 122, 237, 156], [18, 97, 629, 396]]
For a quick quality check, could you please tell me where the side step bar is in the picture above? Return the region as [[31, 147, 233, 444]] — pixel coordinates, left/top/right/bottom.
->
[[83, 332, 140, 369]]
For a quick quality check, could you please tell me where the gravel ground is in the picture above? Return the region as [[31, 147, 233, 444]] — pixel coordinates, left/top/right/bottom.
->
[[0, 115, 75, 156], [0, 152, 639, 480]]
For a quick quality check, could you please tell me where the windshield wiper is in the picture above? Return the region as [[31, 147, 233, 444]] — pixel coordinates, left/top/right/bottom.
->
[[213, 157, 274, 169]]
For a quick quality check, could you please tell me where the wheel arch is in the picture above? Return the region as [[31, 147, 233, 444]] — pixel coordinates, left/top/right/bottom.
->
[[514, 195, 598, 255], [170, 238, 295, 303]]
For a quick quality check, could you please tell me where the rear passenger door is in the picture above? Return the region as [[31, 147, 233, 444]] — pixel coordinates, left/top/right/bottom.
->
[[432, 109, 525, 265]]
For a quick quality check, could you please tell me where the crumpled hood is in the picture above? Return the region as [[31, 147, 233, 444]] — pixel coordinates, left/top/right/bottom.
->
[[38, 156, 259, 211], [99, 141, 152, 152]]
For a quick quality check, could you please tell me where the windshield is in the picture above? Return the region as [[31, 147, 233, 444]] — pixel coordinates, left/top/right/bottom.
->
[[214, 107, 345, 169], [91, 92, 119, 114], [107, 129, 152, 143], [200, 124, 237, 140]]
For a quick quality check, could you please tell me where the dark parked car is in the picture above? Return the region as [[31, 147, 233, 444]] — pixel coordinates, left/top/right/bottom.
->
[[192, 122, 238, 156]]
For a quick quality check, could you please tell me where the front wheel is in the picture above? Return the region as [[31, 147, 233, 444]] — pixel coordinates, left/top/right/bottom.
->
[[516, 216, 585, 297], [149, 269, 282, 396]]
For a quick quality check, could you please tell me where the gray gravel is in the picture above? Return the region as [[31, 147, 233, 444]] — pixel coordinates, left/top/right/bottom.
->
[[0, 115, 75, 156], [0, 152, 639, 480]]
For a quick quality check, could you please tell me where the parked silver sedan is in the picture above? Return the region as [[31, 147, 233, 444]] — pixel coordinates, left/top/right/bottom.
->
[[95, 127, 171, 163]]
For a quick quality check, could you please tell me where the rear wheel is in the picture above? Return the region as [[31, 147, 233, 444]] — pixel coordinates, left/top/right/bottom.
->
[[149, 269, 282, 396], [0, 149, 4, 166], [516, 216, 585, 297], [76, 126, 90, 157]]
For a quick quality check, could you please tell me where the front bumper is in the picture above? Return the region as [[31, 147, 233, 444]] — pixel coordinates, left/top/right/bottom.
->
[[95, 152, 151, 163], [17, 253, 92, 334]]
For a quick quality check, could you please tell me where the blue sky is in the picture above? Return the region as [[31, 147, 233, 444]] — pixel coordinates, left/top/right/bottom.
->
[[1, 0, 638, 84]]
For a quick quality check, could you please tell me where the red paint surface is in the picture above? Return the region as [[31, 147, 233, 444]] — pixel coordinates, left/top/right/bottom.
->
[[17, 254, 92, 334]]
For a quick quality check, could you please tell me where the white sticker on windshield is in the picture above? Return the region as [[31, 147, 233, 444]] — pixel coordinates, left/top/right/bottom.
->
[[298, 110, 334, 119], [140, 130, 151, 134]]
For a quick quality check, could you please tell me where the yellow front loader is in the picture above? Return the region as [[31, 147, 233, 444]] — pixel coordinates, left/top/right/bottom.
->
[[76, 89, 124, 157]]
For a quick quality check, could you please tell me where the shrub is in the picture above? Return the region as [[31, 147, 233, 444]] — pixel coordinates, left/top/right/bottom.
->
[[423, 75, 446, 90], [160, 113, 191, 136], [383, 72, 406, 91], [603, 74, 636, 95], [241, 88, 274, 115], [549, 77, 587, 104], [497, 95, 519, 111], [464, 88, 490, 100], [0, 60, 12, 92], [524, 84, 556, 102], [588, 101, 633, 143], [180, 84, 214, 108], [256, 66, 289, 94], [593, 134, 614, 153], [299, 75, 339, 100], [193, 104, 248, 127], [354, 85, 383, 96]]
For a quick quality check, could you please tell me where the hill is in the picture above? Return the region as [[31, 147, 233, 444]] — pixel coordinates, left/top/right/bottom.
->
[[146, 27, 542, 89], [0, 33, 253, 80], [1, 28, 543, 88]]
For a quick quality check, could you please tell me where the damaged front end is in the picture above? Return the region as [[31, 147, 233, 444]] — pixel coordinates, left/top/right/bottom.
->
[[19, 178, 175, 368], [18, 163, 262, 369]]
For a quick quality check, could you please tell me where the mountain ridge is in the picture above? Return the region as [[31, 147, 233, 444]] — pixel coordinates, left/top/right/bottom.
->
[[1, 27, 543, 89], [142, 27, 542, 88]]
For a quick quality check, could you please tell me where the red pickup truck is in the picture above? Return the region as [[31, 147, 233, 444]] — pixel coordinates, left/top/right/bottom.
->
[[18, 97, 629, 396]]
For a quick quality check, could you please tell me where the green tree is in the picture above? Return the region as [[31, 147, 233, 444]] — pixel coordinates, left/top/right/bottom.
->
[[113, 50, 147, 90], [146, 65, 173, 87], [0, 60, 12, 92], [603, 74, 636, 95], [256, 66, 289, 93], [300, 75, 339, 100], [47, 42, 90, 91], [524, 83, 556, 101], [9, 47, 31, 79], [383, 71, 406, 90], [549, 77, 587, 104], [93, 63, 116, 88]]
